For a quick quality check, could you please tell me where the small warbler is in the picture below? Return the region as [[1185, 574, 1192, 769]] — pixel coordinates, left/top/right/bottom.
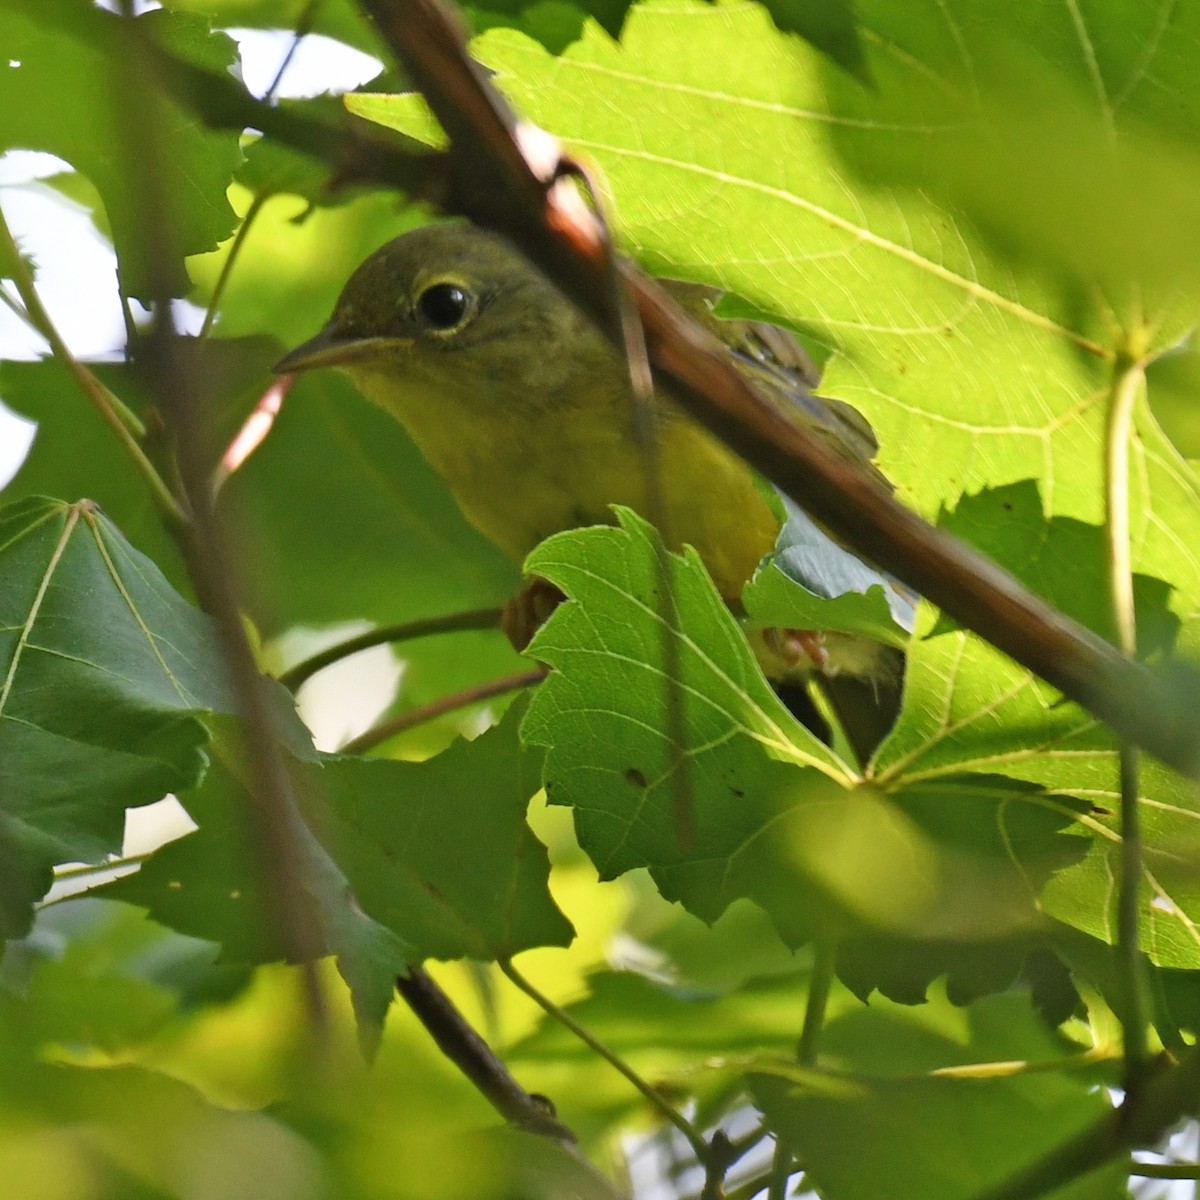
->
[[276, 223, 909, 756]]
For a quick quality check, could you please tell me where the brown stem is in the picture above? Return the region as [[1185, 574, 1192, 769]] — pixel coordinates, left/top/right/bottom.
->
[[395, 965, 576, 1140], [278, 607, 504, 692], [340, 668, 545, 755]]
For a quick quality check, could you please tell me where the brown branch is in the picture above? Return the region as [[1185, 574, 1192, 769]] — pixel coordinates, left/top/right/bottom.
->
[[396, 966, 576, 1140], [340, 667, 545, 755], [114, 4, 327, 1021], [278, 606, 504, 692]]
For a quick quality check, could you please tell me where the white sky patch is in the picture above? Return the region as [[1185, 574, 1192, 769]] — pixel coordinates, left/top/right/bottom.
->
[[228, 28, 383, 100]]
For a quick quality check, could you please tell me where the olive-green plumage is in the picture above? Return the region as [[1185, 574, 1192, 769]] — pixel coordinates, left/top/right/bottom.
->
[[276, 222, 881, 613]]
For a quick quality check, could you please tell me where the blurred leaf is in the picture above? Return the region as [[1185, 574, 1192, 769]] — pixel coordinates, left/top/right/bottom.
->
[[99, 730, 410, 1057], [1147, 342, 1200, 461], [1, 897, 252, 1018], [754, 0, 865, 77], [0, 497, 237, 939], [617, 880, 802, 994], [1, 0, 243, 298], [749, 992, 1125, 1200], [164, 0, 384, 58], [824, 0, 1200, 307], [472, 0, 630, 42], [0, 1052, 331, 1200]]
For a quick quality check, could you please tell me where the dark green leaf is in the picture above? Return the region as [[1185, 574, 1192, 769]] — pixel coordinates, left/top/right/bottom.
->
[[98, 733, 410, 1057], [0, 496, 237, 938], [303, 701, 573, 962]]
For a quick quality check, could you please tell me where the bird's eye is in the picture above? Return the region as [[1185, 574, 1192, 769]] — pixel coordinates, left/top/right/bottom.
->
[[415, 282, 471, 331]]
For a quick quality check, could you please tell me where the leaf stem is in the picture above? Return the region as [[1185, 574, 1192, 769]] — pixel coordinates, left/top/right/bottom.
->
[[340, 667, 544, 754], [1130, 1161, 1200, 1180], [262, 0, 321, 101], [278, 606, 504, 691], [769, 940, 834, 1200], [498, 957, 713, 1169], [766, 1139, 793, 1200], [0, 203, 187, 529], [1104, 351, 1151, 1086], [797, 939, 835, 1066], [52, 852, 151, 882]]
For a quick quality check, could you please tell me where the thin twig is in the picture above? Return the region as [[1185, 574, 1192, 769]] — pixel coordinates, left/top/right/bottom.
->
[[767, 941, 836, 1200], [0, 204, 187, 528], [499, 957, 713, 1168], [1130, 1161, 1200, 1180], [262, 0, 323, 102], [340, 667, 544, 755], [115, 1, 327, 1026], [1104, 351, 1151, 1089], [279, 606, 504, 692], [766, 1139, 793, 1200], [199, 189, 270, 339], [797, 940, 835, 1066], [395, 965, 577, 1140], [395, 968, 630, 1195]]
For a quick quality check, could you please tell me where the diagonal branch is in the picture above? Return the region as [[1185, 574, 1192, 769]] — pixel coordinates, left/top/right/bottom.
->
[[352, 0, 1200, 783]]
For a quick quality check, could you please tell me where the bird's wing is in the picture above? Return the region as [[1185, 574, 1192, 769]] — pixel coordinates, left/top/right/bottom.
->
[[661, 278, 917, 632]]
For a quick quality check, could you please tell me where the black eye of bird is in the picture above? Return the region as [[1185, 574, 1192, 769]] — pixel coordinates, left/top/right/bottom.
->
[[415, 282, 471, 330]]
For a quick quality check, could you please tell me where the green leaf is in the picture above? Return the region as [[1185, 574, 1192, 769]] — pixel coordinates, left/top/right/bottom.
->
[[1, 0, 243, 298], [103, 704, 571, 1048], [825, 0, 1200, 306], [0, 497, 237, 939], [521, 510, 1070, 949], [302, 701, 574, 962], [521, 508, 844, 915], [750, 992, 1126, 1200], [871, 483, 1200, 968], [98, 733, 410, 1058], [218, 370, 521, 636]]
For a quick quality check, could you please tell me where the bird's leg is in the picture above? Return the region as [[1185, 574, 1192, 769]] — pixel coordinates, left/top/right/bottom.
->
[[760, 626, 830, 673], [502, 577, 568, 652]]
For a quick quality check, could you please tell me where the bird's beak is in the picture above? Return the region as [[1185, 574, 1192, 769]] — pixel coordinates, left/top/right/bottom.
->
[[273, 324, 392, 374]]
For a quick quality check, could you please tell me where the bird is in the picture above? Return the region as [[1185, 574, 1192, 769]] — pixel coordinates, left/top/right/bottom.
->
[[275, 222, 913, 761]]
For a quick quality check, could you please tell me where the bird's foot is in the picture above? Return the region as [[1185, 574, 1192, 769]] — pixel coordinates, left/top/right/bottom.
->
[[502, 578, 567, 652], [761, 627, 830, 672]]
